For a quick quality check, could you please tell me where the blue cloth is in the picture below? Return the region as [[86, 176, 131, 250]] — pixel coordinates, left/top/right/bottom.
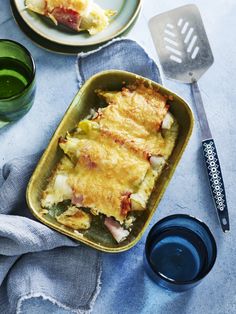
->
[[0, 153, 102, 314], [76, 38, 162, 85]]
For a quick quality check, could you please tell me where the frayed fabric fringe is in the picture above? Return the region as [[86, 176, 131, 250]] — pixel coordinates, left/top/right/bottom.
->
[[16, 256, 102, 314]]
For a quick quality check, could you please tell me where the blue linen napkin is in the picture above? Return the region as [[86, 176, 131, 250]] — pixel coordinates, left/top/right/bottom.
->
[[0, 154, 102, 314], [0, 38, 162, 314], [76, 38, 162, 86]]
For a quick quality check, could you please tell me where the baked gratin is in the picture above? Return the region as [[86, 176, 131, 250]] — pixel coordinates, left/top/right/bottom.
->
[[41, 83, 179, 243], [25, 0, 115, 34]]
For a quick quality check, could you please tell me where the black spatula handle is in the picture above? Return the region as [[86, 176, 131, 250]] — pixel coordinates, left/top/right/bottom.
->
[[202, 139, 230, 232]]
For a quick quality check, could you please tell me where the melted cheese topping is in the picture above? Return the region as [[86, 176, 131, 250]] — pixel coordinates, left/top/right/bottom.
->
[[97, 86, 168, 132], [95, 87, 170, 158], [41, 84, 178, 226], [67, 133, 149, 222]]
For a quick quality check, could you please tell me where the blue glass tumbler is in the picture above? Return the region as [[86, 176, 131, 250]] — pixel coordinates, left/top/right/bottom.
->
[[0, 39, 36, 128], [144, 214, 217, 292]]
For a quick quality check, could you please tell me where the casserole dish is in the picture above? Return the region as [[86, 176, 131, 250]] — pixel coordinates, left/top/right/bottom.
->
[[26, 70, 194, 253]]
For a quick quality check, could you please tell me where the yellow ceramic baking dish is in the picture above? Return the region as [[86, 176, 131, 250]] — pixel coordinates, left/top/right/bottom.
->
[[26, 70, 194, 253]]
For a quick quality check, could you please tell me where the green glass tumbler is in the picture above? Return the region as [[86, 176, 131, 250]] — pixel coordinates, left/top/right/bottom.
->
[[0, 39, 36, 128]]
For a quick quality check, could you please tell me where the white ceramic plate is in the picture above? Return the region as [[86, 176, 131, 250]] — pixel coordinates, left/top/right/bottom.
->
[[14, 0, 141, 46]]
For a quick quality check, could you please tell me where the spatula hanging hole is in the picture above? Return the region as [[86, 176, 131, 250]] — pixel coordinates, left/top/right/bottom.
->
[[189, 72, 193, 76]]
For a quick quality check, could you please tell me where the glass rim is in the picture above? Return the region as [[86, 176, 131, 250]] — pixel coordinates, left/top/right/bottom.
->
[[0, 39, 36, 101], [145, 214, 217, 285]]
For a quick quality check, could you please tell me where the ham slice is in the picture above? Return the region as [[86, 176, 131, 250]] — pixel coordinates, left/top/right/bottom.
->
[[25, 0, 115, 34], [50, 7, 82, 31], [104, 217, 130, 243]]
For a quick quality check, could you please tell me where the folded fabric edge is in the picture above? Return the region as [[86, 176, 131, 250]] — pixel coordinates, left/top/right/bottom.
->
[[75, 37, 162, 87], [16, 293, 86, 314], [16, 255, 102, 314]]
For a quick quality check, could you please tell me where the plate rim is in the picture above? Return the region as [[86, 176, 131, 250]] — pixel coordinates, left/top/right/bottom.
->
[[11, 0, 141, 55], [13, 0, 142, 47]]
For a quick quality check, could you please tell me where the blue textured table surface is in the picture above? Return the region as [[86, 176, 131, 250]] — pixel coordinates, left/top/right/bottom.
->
[[1, 0, 236, 313]]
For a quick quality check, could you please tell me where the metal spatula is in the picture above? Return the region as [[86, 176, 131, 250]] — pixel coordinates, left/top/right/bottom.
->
[[149, 4, 230, 232]]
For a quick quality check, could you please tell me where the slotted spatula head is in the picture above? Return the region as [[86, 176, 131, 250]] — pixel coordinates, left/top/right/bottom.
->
[[149, 4, 214, 83]]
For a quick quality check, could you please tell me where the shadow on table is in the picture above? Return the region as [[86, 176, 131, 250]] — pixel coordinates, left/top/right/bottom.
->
[[158, 289, 194, 314], [110, 263, 148, 314]]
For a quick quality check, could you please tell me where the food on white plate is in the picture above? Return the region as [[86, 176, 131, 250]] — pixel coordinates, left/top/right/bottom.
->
[[25, 0, 116, 34], [41, 83, 179, 243]]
